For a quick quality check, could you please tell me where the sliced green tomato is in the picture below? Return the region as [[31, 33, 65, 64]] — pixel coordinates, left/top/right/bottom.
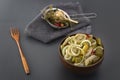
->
[[80, 40, 92, 47], [91, 39, 97, 46], [74, 55, 85, 66], [96, 38, 102, 46], [66, 46, 72, 56], [82, 44, 89, 54], [64, 53, 72, 60], [65, 45, 76, 56], [61, 37, 71, 49], [80, 40, 92, 54], [74, 56, 83, 63], [74, 34, 87, 41], [72, 56, 83, 63], [92, 56, 100, 63], [94, 46, 104, 57], [91, 44, 97, 49], [68, 36, 76, 44], [72, 57, 75, 62], [65, 44, 83, 56], [71, 47, 80, 56], [70, 46, 82, 56], [61, 45, 69, 56]]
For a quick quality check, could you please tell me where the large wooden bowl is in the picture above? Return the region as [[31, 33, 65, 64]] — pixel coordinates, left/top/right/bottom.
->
[[59, 33, 104, 74]]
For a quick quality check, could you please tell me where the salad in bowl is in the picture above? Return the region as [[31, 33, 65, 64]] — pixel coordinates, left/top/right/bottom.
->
[[59, 33, 104, 74]]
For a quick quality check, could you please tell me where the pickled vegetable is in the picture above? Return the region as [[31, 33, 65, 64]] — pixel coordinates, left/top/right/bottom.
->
[[42, 6, 78, 28]]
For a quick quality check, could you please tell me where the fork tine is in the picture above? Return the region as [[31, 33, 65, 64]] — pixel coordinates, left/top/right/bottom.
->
[[10, 27, 19, 35], [10, 27, 14, 36], [10, 27, 18, 39], [14, 28, 16, 35], [15, 28, 19, 34]]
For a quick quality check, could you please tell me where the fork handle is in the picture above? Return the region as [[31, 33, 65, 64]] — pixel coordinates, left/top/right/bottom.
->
[[16, 41, 30, 75]]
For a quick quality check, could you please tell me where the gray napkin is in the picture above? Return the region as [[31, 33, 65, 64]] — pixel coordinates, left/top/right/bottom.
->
[[25, 2, 91, 43]]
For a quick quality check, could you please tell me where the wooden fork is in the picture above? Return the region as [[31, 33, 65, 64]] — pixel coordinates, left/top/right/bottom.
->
[[10, 27, 30, 75]]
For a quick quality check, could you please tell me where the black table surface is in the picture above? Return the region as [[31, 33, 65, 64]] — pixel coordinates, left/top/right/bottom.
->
[[0, 0, 120, 80]]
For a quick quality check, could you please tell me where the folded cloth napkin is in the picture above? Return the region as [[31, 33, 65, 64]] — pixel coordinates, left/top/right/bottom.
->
[[25, 2, 91, 43]]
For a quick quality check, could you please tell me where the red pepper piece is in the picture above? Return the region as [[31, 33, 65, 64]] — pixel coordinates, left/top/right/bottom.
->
[[91, 49, 95, 55], [86, 34, 90, 39], [54, 23, 61, 27]]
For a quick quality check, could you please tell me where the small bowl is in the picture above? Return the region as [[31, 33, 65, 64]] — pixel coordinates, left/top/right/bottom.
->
[[59, 33, 104, 74], [41, 7, 71, 29]]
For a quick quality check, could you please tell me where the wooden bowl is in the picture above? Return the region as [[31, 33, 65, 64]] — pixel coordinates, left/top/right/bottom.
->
[[59, 33, 104, 74]]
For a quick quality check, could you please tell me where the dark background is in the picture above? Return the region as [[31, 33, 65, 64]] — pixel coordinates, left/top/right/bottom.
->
[[0, 0, 120, 80]]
